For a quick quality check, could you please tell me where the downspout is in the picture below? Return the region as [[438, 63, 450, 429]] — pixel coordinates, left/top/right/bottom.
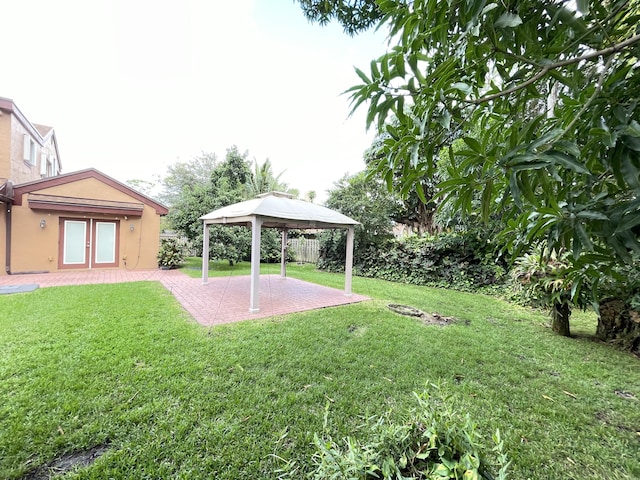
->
[[4, 201, 11, 274], [1, 181, 13, 274]]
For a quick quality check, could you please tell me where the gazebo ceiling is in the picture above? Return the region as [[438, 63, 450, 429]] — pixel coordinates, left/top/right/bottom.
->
[[199, 191, 359, 229]]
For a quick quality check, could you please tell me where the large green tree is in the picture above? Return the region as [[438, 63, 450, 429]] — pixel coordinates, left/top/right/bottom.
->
[[167, 147, 252, 263], [298, 0, 640, 338], [319, 171, 403, 268], [158, 153, 218, 207], [364, 121, 440, 234], [164, 147, 296, 265]]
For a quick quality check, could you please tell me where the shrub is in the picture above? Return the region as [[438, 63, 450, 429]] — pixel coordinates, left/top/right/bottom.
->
[[157, 238, 185, 268], [319, 229, 507, 294]]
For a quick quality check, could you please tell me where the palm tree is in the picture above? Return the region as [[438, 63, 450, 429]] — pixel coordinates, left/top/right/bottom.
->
[[246, 159, 288, 197]]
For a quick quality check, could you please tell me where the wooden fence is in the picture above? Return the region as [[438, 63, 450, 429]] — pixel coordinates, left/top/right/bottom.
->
[[160, 232, 320, 264], [289, 238, 320, 264]]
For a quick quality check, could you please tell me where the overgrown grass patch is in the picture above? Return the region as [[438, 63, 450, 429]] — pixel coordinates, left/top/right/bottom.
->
[[1, 269, 638, 479]]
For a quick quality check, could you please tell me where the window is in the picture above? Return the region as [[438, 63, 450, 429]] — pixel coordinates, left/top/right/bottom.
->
[[40, 154, 54, 177], [41, 154, 48, 176], [23, 134, 37, 165]]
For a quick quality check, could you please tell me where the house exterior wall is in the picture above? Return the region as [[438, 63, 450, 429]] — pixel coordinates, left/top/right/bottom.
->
[[9, 179, 162, 273], [8, 116, 44, 185], [0, 99, 59, 184], [40, 136, 59, 178], [0, 113, 11, 181], [0, 205, 6, 273], [32, 178, 138, 202]]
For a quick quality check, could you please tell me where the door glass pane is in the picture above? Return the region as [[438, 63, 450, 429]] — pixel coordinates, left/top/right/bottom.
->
[[95, 222, 116, 263], [64, 221, 86, 264]]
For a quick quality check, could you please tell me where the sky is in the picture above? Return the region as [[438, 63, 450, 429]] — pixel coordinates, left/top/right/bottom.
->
[[3, 0, 387, 202]]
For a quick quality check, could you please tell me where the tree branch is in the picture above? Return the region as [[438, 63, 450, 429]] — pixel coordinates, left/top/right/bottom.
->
[[560, 56, 615, 137], [472, 33, 640, 105]]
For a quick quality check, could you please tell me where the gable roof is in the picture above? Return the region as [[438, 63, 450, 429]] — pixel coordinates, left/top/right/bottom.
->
[[200, 192, 359, 229], [12, 168, 168, 215], [33, 124, 53, 138], [0, 97, 62, 172], [0, 96, 42, 142]]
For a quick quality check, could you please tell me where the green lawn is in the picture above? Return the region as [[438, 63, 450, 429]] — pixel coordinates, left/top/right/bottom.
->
[[0, 262, 638, 479]]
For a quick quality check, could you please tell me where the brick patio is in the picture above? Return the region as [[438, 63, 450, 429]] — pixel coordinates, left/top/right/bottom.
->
[[0, 269, 369, 326]]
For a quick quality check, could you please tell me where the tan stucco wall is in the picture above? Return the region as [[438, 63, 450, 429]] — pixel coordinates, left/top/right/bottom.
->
[[8, 178, 162, 273], [34, 178, 139, 202]]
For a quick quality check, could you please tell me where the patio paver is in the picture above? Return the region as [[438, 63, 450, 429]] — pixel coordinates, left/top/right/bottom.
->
[[0, 269, 369, 326]]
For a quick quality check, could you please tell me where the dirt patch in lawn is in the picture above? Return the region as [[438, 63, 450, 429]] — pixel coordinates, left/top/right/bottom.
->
[[387, 304, 460, 326], [22, 445, 109, 480]]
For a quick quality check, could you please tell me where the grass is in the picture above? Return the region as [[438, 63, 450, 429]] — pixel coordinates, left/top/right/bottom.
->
[[0, 261, 638, 479]]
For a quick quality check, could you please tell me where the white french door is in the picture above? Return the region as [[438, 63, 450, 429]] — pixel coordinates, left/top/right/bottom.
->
[[94, 222, 117, 265], [62, 220, 89, 268], [59, 219, 119, 269]]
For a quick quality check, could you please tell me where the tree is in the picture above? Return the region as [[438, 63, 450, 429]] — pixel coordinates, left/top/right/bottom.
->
[[297, 0, 384, 35], [167, 147, 252, 264], [319, 171, 402, 268], [364, 122, 439, 234], [125, 178, 157, 198], [306, 190, 317, 203], [157, 153, 218, 207], [164, 147, 296, 266], [246, 158, 289, 197], [297, 0, 640, 338]]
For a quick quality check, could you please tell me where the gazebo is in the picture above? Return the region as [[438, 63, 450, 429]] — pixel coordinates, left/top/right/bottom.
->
[[199, 192, 359, 313]]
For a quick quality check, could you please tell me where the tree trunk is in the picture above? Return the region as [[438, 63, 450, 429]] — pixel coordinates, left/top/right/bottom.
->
[[551, 301, 571, 337], [597, 298, 640, 355]]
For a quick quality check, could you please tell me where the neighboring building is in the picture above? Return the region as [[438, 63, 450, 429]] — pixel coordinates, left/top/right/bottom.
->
[[0, 97, 168, 275], [0, 97, 61, 185]]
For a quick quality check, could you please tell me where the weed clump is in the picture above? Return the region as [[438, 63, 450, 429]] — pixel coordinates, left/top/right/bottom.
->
[[278, 384, 510, 479]]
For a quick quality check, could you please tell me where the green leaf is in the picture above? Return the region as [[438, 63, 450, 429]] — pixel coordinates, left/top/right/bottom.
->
[[576, 211, 608, 221], [395, 52, 406, 77], [381, 55, 390, 82], [451, 82, 472, 94], [396, 95, 406, 123], [576, 0, 590, 15], [545, 151, 590, 174], [615, 212, 640, 233], [622, 134, 640, 152], [509, 173, 522, 208], [385, 124, 400, 140], [354, 67, 370, 84], [481, 179, 494, 222], [370, 59, 381, 80], [462, 137, 482, 154], [494, 12, 523, 28], [575, 222, 593, 254]]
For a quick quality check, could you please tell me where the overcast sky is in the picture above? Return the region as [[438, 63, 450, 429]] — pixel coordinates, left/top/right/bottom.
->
[[3, 0, 386, 202]]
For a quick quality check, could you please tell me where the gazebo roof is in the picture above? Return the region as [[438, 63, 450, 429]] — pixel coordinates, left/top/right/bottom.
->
[[200, 192, 359, 229]]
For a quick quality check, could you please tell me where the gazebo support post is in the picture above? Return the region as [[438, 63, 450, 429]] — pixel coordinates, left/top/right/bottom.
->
[[345, 226, 354, 296], [249, 216, 263, 313], [280, 228, 288, 278], [201, 223, 210, 285]]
